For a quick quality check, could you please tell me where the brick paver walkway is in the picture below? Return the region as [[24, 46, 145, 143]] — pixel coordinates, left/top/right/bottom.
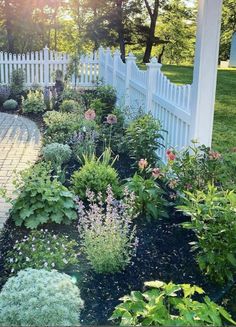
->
[[0, 113, 41, 228]]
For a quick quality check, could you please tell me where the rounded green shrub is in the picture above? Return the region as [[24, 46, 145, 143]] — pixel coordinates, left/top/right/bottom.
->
[[3, 99, 18, 110], [60, 99, 81, 113], [42, 143, 72, 171], [0, 268, 84, 326], [22, 90, 46, 113], [72, 157, 120, 200]]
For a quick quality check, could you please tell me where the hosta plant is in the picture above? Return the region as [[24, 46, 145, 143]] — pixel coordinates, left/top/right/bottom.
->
[[0, 269, 84, 326], [60, 99, 82, 113], [110, 280, 235, 326], [11, 163, 77, 229], [5, 230, 78, 274], [179, 184, 236, 284], [77, 186, 137, 273]]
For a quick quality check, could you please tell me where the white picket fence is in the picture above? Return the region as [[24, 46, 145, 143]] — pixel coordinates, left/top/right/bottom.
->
[[0, 46, 192, 160], [0, 47, 99, 87], [98, 47, 192, 160]]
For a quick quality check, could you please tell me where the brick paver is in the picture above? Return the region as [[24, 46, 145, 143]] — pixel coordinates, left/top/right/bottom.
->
[[0, 113, 41, 228]]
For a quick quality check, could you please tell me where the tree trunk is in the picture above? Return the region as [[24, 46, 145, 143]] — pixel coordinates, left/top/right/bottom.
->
[[143, 0, 160, 63], [116, 0, 126, 62], [158, 45, 165, 63], [4, 1, 14, 52]]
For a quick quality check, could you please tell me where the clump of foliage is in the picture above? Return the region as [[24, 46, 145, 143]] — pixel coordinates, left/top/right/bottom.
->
[[126, 171, 168, 220], [22, 90, 46, 113], [60, 87, 82, 103], [163, 143, 223, 199], [43, 111, 81, 144], [10, 163, 77, 229], [125, 113, 164, 166], [110, 280, 235, 326], [70, 122, 98, 163], [10, 68, 25, 101], [3, 99, 18, 110], [42, 143, 72, 173], [72, 149, 120, 200], [82, 85, 117, 120], [0, 268, 84, 326], [60, 99, 82, 113], [100, 108, 126, 153], [179, 184, 236, 284], [0, 85, 10, 105], [5, 230, 78, 274], [77, 186, 137, 273]]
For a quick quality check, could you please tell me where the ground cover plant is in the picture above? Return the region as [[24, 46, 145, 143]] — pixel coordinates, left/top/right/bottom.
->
[[0, 76, 236, 326]]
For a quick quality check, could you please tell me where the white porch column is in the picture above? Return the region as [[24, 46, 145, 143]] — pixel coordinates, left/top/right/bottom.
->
[[190, 0, 223, 146]]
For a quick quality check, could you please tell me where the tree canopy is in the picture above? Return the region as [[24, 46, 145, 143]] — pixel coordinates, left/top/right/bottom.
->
[[0, 0, 234, 64]]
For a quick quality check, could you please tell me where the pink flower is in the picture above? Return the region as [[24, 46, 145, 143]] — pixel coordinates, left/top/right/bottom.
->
[[138, 159, 148, 170], [152, 168, 162, 179], [84, 109, 96, 121], [209, 150, 221, 160], [106, 114, 117, 125], [185, 183, 193, 190], [166, 149, 176, 161]]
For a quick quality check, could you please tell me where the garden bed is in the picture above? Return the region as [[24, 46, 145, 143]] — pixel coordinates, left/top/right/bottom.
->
[[0, 80, 235, 326]]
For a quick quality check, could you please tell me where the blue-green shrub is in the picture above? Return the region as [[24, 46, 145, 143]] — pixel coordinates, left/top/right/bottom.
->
[[0, 268, 84, 326], [3, 99, 18, 110]]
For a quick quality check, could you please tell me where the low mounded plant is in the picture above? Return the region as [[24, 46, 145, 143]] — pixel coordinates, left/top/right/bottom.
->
[[42, 143, 72, 172], [125, 113, 164, 166], [22, 90, 46, 113], [179, 184, 236, 284], [5, 230, 78, 274], [110, 280, 235, 326], [10, 163, 77, 229], [77, 186, 137, 273], [3, 99, 18, 110], [0, 84, 11, 104], [43, 110, 81, 144], [72, 149, 120, 200], [60, 99, 82, 113], [0, 268, 84, 326]]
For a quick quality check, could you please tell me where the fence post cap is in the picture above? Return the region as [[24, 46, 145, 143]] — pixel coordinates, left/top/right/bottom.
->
[[146, 57, 162, 69], [126, 52, 136, 61], [114, 49, 121, 56]]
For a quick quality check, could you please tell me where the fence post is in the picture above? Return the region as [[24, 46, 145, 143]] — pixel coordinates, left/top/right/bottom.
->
[[190, 0, 223, 146], [103, 48, 111, 84], [98, 46, 104, 82], [125, 52, 136, 108], [43, 46, 50, 86], [113, 49, 120, 89], [146, 58, 162, 113]]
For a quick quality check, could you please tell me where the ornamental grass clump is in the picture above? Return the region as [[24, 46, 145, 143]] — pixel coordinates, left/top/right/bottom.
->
[[0, 268, 84, 326], [77, 186, 138, 273]]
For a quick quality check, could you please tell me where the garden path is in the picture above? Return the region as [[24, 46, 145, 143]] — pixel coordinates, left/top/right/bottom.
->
[[0, 113, 41, 229]]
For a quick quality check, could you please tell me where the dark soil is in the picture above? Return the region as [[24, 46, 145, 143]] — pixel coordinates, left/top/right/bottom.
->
[[0, 110, 234, 325], [0, 213, 226, 325]]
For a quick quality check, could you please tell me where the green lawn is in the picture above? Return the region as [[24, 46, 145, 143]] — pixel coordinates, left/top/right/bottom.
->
[[158, 65, 236, 188], [160, 65, 236, 154]]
